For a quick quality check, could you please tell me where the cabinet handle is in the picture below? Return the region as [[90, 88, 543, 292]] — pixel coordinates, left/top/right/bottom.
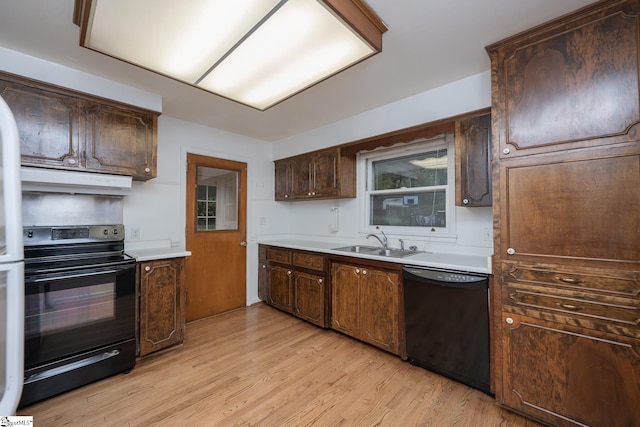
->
[[311, 191, 316, 196], [462, 198, 469, 205], [554, 276, 583, 284], [261, 264, 266, 269], [144, 266, 151, 272], [240, 241, 247, 247], [308, 192, 312, 196], [284, 194, 289, 198], [144, 167, 151, 173], [503, 148, 510, 155], [362, 269, 367, 275], [355, 268, 360, 274], [68, 158, 77, 165], [287, 270, 292, 276], [507, 248, 516, 255], [318, 279, 323, 284], [505, 317, 514, 325], [555, 302, 584, 311]]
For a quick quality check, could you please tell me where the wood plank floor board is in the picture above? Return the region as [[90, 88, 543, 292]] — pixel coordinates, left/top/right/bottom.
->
[[18, 303, 543, 426]]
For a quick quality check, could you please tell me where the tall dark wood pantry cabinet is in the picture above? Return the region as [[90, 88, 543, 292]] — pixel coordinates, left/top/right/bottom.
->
[[486, 1, 640, 426]]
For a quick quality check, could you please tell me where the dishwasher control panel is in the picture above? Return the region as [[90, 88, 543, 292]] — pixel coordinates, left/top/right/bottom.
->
[[403, 267, 486, 283]]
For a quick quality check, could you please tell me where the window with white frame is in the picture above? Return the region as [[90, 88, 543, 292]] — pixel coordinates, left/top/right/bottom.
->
[[360, 134, 455, 237]]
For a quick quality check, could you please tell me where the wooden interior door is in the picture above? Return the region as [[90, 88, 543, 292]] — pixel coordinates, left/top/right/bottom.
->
[[185, 153, 247, 322]]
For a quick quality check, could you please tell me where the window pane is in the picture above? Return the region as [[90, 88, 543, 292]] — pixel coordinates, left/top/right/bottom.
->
[[370, 191, 446, 227], [373, 150, 447, 190], [197, 201, 207, 216], [196, 166, 238, 231], [197, 185, 207, 199]]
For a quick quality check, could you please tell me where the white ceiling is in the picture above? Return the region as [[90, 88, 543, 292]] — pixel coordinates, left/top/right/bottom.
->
[[0, 0, 596, 142]]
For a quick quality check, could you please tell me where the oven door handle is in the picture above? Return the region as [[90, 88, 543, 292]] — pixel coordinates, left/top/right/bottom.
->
[[29, 265, 134, 283]]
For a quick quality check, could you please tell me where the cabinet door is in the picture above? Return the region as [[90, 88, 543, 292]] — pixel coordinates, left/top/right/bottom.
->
[[0, 78, 82, 168], [85, 103, 157, 179], [311, 150, 338, 198], [291, 156, 312, 198], [274, 160, 293, 200], [489, 1, 640, 159], [455, 113, 491, 206], [360, 268, 400, 354], [500, 149, 640, 269], [501, 313, 640, 427], [258, 260, 268, 301], [268, 265, 293, 312], [293, 271, 326, 327], [331, 263, 361, 338], [139, 258, 185, 356]]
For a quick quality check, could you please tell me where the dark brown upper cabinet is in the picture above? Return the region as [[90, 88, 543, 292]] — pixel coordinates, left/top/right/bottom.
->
[[0, 72, 158, 180], [274, 147, 356, 201], [487, 0, 640, 159], [455, 111, 492, 207]]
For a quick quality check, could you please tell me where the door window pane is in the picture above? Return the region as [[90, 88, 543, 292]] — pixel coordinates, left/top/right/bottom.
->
[[196, 166, 238, 231]]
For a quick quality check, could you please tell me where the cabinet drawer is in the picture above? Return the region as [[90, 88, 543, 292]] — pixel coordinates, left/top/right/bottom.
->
[[292, 252, 325, 271], [505, 284, 639, 327], [267, 248, 292, 264], [502, 262, 640, 297]]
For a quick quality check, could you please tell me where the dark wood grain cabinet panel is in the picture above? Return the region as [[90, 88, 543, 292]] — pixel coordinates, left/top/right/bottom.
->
[[274, 147, 356, 201], [500, 151, 640, 268], [138, 258, 185, 357], [502, 313, 640, 427], [292, 271, 326, 325], [0, 72, 159, 180], [455, 112, 492, 206], [258, 245, 329, 328], [85, 103, 157, 179], [0, 78, 82, 168], [268, 265, 294, 312], [331, 262, 400, 355], [488, 1, 640, 159], [488, 1, 640, 425]]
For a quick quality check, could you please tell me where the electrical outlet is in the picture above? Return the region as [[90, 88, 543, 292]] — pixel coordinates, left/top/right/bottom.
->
[[483, 227, 493, 241], [131, 227, 141, 240]]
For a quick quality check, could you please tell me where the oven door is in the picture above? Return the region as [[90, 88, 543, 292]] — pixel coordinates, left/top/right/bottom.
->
[[24, 261, 136, 370]]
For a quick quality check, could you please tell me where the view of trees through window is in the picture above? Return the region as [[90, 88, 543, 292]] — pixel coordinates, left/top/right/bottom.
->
[[369, 149, 448, 227]]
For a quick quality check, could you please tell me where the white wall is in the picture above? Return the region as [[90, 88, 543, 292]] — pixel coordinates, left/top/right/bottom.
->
[[123, 115, 283, 305], [270, 71, 494, 257]]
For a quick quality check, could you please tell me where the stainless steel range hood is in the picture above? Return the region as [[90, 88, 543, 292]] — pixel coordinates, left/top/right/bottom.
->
[[21, 167, 132, 196]]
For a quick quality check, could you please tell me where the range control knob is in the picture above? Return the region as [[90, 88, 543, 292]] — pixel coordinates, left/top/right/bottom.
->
[[113, 229, 118, 235]]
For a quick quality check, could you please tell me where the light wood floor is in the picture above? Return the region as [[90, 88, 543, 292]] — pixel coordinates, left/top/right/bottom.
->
[[18, 303, 542, 426]]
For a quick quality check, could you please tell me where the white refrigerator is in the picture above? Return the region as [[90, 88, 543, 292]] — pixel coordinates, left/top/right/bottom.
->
[[0, 96, 24, 415]]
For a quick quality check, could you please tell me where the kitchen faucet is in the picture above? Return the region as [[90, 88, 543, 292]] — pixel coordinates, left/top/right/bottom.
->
[[366, 230, 388, 249]]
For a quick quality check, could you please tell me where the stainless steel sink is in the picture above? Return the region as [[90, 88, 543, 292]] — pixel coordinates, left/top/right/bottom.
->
[[332, 245, 380, 254], [333, 245, 423, 258]]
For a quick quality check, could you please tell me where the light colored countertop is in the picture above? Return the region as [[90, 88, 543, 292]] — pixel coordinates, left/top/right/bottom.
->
[[259, 239, 492, 274], [125, 239, 191, 262], [126, 247, 192, 262]]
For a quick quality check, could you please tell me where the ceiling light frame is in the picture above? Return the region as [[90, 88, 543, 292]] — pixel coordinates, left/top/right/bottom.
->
[[73, 0, 387, 111]]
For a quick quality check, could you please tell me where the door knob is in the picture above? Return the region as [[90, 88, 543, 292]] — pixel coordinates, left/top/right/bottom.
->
[[240, 241, 247, 247]]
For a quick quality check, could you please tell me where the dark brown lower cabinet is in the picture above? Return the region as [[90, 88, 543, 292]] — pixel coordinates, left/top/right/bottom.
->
[[501, 313, 640, 427], [138, 257, 185, 356], [258, 245, 329, 328], [292, 271, 326, 325], [331, 262, 401, 355]]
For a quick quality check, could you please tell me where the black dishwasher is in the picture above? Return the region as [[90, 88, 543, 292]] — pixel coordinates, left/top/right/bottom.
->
[[403, 266, 490, 395]]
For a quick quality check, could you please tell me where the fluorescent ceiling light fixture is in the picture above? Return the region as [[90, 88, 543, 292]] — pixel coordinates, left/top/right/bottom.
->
[[74, 0, 387, 110]]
